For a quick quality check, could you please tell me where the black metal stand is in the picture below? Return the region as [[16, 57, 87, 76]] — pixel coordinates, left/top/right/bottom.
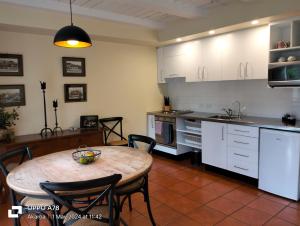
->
[[40, 85, 53, 137], [53, 107, 63, 134]]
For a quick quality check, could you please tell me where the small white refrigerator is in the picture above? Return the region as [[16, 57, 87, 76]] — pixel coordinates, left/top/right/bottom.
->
[[259, 129, 300, 200]]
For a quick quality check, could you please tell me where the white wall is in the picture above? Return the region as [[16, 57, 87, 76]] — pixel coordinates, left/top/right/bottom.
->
[[165, 78, 300, 118], [0, 30, 163, 136]]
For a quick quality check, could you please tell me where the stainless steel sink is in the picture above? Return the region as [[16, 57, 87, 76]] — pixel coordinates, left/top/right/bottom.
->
[[209, 115, 241, 120]]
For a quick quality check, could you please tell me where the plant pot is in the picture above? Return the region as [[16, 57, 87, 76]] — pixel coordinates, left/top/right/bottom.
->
[[0, 128, 15, 142], [163, 105, 172, 112], [0, 129, 7, 142]]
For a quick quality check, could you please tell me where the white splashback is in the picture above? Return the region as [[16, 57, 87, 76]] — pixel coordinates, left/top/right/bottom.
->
[[164, 78, 300, 119]]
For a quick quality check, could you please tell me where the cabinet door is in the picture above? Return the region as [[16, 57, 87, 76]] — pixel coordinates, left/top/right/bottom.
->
[[147, 115, 155, 139], [222, 32, 247, 80], [201, 36, 222, 81], [157, 48, 166, 84], [185, 40, 203, 82], [202, 121, 227, 169], [244, 26, 269, 79]]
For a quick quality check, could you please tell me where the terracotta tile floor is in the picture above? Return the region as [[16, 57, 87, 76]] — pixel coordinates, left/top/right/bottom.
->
[[1, 153, 300, 226]]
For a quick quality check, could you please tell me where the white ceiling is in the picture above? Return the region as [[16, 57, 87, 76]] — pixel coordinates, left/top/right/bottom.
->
[[0, 0, 255, 29]]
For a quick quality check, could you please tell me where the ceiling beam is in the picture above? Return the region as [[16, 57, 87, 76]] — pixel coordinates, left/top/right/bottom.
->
[[0, 0, 164, 29], [118, 0, 207, 19]]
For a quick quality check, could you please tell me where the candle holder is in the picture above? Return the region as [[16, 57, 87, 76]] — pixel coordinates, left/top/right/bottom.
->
[[52, 100, 63, 134], [40, 81, 53, 137]]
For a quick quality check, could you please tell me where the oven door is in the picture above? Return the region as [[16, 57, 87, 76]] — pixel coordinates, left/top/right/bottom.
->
[[155, 118, 176, 147]]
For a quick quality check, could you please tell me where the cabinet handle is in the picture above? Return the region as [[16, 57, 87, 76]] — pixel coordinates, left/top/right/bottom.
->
[[234, 165, 248, 171], [233, 140, 249, 145], [197, 66, 200, 80], [222, 126, 224, 141], [234, 129, 250, 133], [239, 63, 244, 78], [245, 62, 249, 78], [234, 153, 249, 158], [202, 67, 205, 81]]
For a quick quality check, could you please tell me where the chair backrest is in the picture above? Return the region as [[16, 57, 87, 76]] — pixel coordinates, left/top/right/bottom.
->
[[0, 146, 32, 205], [99, 117, 126, 145], [128, 134, 156, 154], [40, 174, 122, 226]]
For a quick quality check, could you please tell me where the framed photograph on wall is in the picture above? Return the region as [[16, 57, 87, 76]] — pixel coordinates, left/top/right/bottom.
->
[[64, 84, 87, 103], [0, 85, 26, 106], [62, 57, 86, 77], [0, 54, 23, 76]]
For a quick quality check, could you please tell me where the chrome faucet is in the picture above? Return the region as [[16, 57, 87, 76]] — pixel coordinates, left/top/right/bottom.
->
[[232, 100, 241, 119]]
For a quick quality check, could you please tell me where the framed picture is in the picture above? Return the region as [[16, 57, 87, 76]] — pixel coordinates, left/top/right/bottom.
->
[[0, 54, 23, 76], [64, 84, 87, 103], [62, 57, 86, 77], [0, 85, 26, 107], [80, 115, 99, 129]]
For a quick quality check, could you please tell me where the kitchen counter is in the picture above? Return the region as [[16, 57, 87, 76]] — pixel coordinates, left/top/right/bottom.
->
[[148, 111, 300, 132]]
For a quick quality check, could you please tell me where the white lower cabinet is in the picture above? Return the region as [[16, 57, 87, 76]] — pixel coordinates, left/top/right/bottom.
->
[[202, 121, 227, 169], [202, 121, 259, 178]]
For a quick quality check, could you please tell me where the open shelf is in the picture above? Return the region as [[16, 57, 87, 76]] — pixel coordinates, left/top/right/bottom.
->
[[177, 129, 201, 135], [269, 46, 300, 52], [177, 141, 201, 149]]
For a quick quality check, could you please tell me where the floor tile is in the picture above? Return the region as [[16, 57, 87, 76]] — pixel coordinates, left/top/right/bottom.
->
[[247, 196, 285, 215], [151, 204, 182, 225], [151, 189, 183, 204], [150, 174, 181, 188], [187, 206, 226, 226], [261, 193, 291, 206], [184, 174, 215, 188], [168, 181, 198, 195], [231, 206, 273, 225], [289, 201, 300, 210], [215, 217, 249, 226], [165, 195, 203, 214], [264, 217, 296, 226], [223, 188, 259, 205], [277, 207, 300, 225], [166, 216, 201, 226], [125, 214, 153, 226], [206, 197, 244, 215], [185, 187, 220, 204], [201, 181, 236, 196]]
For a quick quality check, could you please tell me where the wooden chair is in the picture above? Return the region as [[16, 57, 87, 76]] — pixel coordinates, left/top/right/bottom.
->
[[116, 134, 156, 226], [0, 146, 53, 226], [40, 174, 122, 226], [99, 117, 128, 146]]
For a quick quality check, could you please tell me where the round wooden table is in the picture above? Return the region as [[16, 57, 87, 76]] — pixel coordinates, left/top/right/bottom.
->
[[6, 146, 153, 198]]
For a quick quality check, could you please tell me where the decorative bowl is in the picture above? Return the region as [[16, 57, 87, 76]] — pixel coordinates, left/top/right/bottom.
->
[[72, 145, 101, 164]]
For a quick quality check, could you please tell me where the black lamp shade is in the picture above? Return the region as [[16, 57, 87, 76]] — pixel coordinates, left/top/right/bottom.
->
[[53, 25, 92, 48]]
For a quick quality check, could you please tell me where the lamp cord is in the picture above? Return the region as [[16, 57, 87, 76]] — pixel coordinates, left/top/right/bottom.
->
[[70, 0, 73, 26]]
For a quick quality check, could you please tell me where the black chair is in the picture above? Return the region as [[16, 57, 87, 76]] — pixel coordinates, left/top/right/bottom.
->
[[0, 146, 53, 226], [40, 174, 122, 226], [116, 134, 156, 226], [99, 117, 128, 146]]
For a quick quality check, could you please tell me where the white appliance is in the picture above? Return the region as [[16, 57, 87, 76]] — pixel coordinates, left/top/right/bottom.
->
[[259, 129, 300, 200]]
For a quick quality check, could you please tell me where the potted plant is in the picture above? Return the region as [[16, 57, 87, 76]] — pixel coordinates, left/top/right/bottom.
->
[[0, 106, 19, 142]]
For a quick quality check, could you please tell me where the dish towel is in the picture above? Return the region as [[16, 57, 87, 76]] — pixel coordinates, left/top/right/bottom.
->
[[155, 121, 163, 135]]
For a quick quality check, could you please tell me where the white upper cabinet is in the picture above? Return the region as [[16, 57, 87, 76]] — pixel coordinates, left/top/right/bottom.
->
[[156, 25, 269, 83], [157, 48, 166, 84], [201, 36, 223, 81], [222, 26, 269, 80]]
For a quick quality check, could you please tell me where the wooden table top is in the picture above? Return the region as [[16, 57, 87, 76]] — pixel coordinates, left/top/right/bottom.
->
[[6, 146, 153, 197]]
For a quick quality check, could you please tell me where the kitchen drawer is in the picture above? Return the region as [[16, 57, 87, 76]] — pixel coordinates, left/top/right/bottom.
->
[[228, 124, 258, 138], [228, 146, 258, 164], [228, 157, 258, 178], [228, 134, 258, 150]]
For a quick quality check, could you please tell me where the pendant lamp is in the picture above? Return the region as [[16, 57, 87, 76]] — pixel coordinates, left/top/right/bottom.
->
[[53, 0, 92, 48]]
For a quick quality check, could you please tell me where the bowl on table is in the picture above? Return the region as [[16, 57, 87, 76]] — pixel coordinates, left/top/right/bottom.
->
[[72, 145, 101, 164]]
